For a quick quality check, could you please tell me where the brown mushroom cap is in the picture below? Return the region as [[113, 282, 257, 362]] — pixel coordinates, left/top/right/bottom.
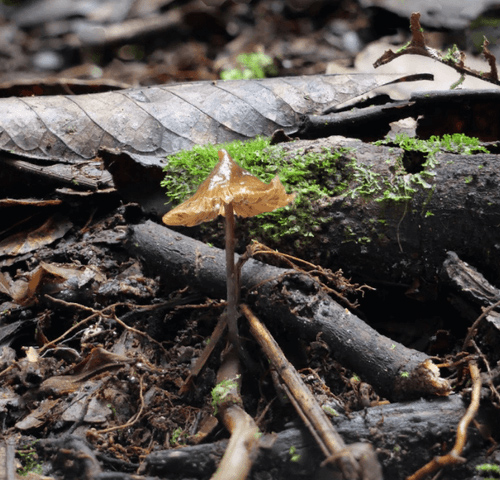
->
[[163, 149, 296, 227]]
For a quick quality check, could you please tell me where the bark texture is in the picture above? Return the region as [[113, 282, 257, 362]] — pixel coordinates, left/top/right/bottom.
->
[[269, 136, 500, 286]]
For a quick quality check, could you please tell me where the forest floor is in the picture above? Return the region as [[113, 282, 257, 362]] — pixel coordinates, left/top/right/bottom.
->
[[0, 1, 499, 480]]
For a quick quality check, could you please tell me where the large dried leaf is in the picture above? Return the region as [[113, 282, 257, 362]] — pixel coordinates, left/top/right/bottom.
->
[[0, 74, 406, 166]]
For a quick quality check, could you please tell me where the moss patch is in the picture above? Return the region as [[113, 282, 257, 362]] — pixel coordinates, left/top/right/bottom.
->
[[161, 136, 349, 246], [369, 133, 489, 205], [161, 133, 489, 250]]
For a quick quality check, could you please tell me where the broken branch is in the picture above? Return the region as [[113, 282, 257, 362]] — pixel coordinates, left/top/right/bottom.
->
[[241, 304, 381, 480], [374, 12, 500, 86]]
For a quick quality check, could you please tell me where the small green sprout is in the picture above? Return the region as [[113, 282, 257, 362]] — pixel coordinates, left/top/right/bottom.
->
[[400, 371, 410, 378], [211, 375, 240, 415], [107, 403, 117, 418], [220, 52, 277, 80], [16, 441, 43, 477], [322, 405, 340, 417], [289, 445, 301, 462], [170, 427, 187, 446]]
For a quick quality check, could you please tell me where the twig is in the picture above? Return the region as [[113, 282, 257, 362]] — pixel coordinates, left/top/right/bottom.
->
[[210, 346, 260, 480], [462, 298, 500, 349], [241, 304, 369, 480], [42, 296, 170, 357], [179, 313, 227, 394], [374, 13, 500, 86], [94, 374, 146, 434], [407, 360, 482, 480], [247, 241, 372, 313], [470, 339, 500, 408]]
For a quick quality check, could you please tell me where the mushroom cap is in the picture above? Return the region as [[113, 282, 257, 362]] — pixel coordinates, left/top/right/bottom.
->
[[163, 149, 296, 227]]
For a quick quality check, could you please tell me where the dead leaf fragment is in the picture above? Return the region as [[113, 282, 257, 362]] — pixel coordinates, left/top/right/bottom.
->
[[39, 348, 132, 396], [0, 262, 105, 306], [0, 215, 72, 257]]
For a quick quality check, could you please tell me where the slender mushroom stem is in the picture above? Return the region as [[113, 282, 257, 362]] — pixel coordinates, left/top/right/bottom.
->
[[224, 202, 240, 349]]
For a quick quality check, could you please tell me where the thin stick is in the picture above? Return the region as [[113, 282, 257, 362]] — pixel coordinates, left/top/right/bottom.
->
[[463, 298, 500, 349], [241, 304, 362, 480], [95, 374, 146, 434], [179, 313, 227, 394], [407, 360, 482, 480]]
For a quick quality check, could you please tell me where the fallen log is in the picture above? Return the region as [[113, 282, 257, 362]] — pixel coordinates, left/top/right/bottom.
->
[[140, 394, 490, 480], [126, 220, 450, 401], [267, 135, 500, 286]]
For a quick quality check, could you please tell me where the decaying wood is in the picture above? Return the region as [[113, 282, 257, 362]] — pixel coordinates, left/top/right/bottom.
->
[[408, 361, 482, 480], [440, 251, 500, 307], [120, 131, 500, 290], [301, 88, 500, 141], [249, 270, 450, 401], [267, 136, 500, 286], [140, 394, 491, 480], [127, 220, 450, 401]]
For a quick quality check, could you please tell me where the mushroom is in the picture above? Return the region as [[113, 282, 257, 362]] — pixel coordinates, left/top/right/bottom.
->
[[162, 148, 295, 349]]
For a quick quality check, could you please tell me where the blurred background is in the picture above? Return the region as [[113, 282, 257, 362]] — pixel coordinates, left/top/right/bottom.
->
[[0, 0, 499, 92]]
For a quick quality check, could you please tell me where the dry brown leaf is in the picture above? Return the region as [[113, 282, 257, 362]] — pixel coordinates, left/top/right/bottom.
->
[[0, 215, 72, 257]]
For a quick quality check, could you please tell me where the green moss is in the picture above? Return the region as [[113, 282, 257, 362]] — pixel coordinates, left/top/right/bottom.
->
[[161, 136, 349, 244], [476, 463, 500, 480], [443, 44, 460, 64], [161, 133, 489, 247], [371, 133, 489, 209], [211, 375, 240, 415], [17, 441, 42, 477], [379, 132, 487, 153], [220, 52, 277, 80], [170, 427, 187, 446]]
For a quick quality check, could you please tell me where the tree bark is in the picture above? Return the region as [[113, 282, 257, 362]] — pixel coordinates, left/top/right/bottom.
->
[[269, 136, 500, 286]]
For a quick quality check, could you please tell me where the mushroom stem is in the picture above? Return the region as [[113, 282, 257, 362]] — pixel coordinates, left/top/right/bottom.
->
[[224, 202, 240, 349]]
